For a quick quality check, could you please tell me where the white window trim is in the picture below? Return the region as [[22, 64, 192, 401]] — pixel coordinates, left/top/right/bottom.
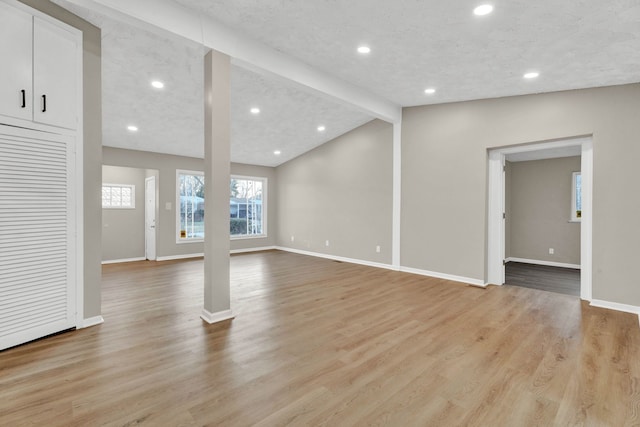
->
[[230, 175, 268, 240], [570, 171, 581, 222], [176, 169, 204, 244], [102, 183, 135, 209]]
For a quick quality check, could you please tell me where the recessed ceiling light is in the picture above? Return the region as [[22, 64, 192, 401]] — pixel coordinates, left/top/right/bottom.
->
[[274, 150, 281, 155], [473, 4, 494, 16], [357, 46, 371, 54], [524, 72, 540, 79], [424, 88, 436, 95], [151, 80, 164, 89], [317, 125, 326, 132], [127, 125, 138, 132], [250, 107, 260, 114]]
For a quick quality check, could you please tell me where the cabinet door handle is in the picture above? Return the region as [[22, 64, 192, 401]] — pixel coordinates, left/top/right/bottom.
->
[[41, 94, 46, 113], [20, 90, 26, 108]]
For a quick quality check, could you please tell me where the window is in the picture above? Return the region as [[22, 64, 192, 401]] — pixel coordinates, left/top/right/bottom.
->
[[571, 171, 582, 222], [230, 176, 266, 238], [177, 170, 204, 242], [102, 184, 135, 209]]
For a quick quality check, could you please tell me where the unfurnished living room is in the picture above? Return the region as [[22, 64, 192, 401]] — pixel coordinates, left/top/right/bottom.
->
[[2, 0, 640, 425]]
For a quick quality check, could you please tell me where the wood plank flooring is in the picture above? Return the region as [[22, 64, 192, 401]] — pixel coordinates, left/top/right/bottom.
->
[[1, 250, 640, 426], [505, 262, 581, 296]]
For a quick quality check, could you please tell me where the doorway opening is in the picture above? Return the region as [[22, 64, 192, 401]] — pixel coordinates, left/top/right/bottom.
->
[[487, 136, 593, 300]]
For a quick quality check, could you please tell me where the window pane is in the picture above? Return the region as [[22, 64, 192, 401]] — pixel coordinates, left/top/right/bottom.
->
[[178, 172, 204, 240], [121, 187, 132, 207], [575, 173, 582, 212], [230, 177, 265, 237], [102, 186, 111, 207], [111, 187, 122, 207]]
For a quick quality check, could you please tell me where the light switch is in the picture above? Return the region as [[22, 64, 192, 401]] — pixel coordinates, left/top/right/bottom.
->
[[165, 202, 172, 210]]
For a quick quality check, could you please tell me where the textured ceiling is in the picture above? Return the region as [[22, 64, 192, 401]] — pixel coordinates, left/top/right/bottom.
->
[[174, 0, 640, 106], [53, 2, 374, 167], [56, 0, 640, 166]]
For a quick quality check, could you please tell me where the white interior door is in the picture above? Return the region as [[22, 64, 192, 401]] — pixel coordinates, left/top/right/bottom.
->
[[145, 176, 156, 260]]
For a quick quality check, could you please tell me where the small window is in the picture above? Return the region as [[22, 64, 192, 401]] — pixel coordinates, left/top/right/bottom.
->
[[230, 176, 266, 239], [102, 184, 135, 209], [177, 170, 205, 242], [571, 171, 582, 222]]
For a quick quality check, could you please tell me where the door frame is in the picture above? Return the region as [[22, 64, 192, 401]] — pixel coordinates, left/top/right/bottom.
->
[[487, 136, 593, 301], [145, 175, 156, 261]]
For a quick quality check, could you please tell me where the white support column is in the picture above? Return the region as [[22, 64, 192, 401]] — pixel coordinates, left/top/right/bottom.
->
[[392, 120, 402, 269], [202, 49, 234, 324]]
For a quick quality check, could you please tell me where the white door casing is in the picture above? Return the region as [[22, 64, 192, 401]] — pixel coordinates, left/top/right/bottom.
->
[[487, 136, 593, 301]]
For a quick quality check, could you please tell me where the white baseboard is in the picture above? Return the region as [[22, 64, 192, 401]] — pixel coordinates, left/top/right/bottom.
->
[[590, 299, 640, 317], [275, 246, 396, 271], [156, 253, 204, 262], [231, 246, 276, 254], [274, 246, 486, 287], [102, 257, 146, 265], [201, 309, 235, 324], [506, 257, 580, 270], [399, 266, 486, 287], [80, 315, 104, 328]]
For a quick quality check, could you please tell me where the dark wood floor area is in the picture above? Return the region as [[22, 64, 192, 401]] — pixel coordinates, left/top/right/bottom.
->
[[505, 261, 581, 296], [1, 251, 639, 426]]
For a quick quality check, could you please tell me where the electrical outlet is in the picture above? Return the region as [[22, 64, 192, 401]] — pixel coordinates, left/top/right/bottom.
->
[[291, 235, 294, 242], [165, 202, 172, 210], [325, 240, 330, 247], [376, 245, 381, 253], [549, 248, 554, 255]]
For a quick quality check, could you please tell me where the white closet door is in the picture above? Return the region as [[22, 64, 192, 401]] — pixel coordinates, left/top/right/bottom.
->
[[0, 126, 75, 350], [0, 2, 33, 122], [33, 16, 79, 130]]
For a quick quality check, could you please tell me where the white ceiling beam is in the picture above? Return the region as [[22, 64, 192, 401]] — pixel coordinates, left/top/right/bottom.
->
[[61, 0, 402, 123]]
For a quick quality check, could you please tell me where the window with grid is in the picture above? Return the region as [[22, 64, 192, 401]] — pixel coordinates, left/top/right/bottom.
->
[[230, 176, 266, 238], [102, 184, 135, 209]]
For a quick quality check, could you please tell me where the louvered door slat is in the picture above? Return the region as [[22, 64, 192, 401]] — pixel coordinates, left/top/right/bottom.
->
[[0, 126, 75, 350]]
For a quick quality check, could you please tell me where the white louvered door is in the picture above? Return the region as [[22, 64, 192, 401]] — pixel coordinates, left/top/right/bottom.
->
[[0, 125, 75, 350]]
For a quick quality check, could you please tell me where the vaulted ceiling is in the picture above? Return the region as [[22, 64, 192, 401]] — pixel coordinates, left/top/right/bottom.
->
[[55, 0, 640, 166]]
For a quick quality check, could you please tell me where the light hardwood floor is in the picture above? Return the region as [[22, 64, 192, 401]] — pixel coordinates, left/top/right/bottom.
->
[[1, 250, 639, 426]]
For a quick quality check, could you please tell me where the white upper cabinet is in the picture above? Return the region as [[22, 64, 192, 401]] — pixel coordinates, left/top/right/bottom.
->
[[0, 2, 33, 122], [33, 17, 79, 130], [0, 2, 80, 130]]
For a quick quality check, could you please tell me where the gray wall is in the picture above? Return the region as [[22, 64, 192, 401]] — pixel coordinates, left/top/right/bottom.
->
[[102, 147, 277, 258], [402, 83, 640, 306], [276, 119, 393, 264], [101, 166, 147, 261], [19, 0, 102, 319], [506, 157, 581, 265]]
